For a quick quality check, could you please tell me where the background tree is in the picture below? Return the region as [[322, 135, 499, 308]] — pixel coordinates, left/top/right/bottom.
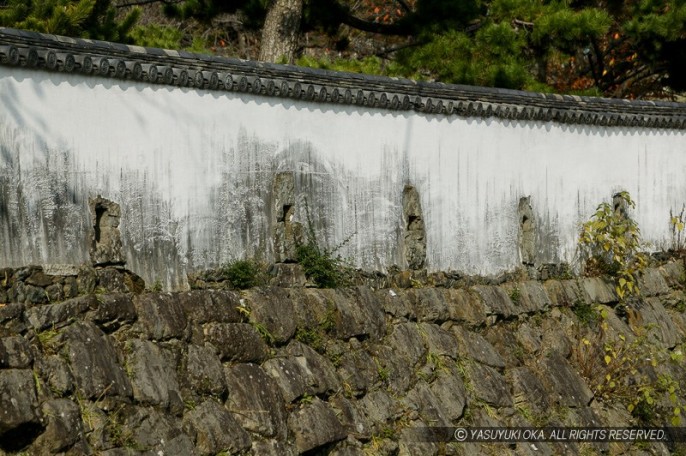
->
[[1, 0, 684, 99], [0, 0, 139, 41]]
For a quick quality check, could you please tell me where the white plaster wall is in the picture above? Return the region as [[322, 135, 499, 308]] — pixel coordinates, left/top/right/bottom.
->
[[1, 67, 685, 287]]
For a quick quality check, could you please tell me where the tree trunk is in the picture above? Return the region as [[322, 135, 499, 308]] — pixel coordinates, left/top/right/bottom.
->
[[259, 0, 303, 64]]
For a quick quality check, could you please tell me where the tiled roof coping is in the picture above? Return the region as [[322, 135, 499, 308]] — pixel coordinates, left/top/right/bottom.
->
[[1, 27, 685, 129]]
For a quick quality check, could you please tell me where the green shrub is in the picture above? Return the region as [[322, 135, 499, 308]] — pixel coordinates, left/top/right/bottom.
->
[[578, 191, 647, 301], [295, 200, 353, 288], [221, 259, 261, 290], [296, 242, 341, 289]]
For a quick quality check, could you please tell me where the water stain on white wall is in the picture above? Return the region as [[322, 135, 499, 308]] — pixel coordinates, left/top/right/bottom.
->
[[1, 67, 685, 288]]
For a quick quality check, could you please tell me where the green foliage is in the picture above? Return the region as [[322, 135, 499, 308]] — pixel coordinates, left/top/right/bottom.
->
[[220, 259, 262, 290], [622, 0, 686, 92], [374, 358, 390, 383], [573, 312, 686, 427], [670, 205, 686, 251], [149, 280, 163, 293], [572, 301, 601, 326], [0, 0, 140, 42], [296, 55, 404, 78], [294, 302, 337, 352], [509, 286, 521, 304], [295, 200, 352, 289], [129, 24, 183, 49], [578, 191, 647, 301], [236, 302, 274, 344], [296, 242, 341, 289], [394, 0, 611, 91]]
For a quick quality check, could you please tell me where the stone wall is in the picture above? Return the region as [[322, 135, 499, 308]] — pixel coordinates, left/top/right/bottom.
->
[[1, 260, 686, 455]]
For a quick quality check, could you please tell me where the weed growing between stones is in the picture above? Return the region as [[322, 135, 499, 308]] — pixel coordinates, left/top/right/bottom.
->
[[670, 205, 686, 252], [296, 199, 354, 288], [509, 286, 521, 304], [578, 191, 647, 302], [36, 326, 61, 355], [374, 358, 391, 384], [220, 259, 265, 290], [149, 280, 163, 292], [572, 300, 600, 326], [236, 304, 275, 345], [418, 352, 449, 383], [572, 308, 686, 426], [294, 302, 338, 353]]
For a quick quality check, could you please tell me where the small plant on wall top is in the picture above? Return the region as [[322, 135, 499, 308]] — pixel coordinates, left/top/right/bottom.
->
[[296, 200, 353, 288], [220, 259, 265, 290], [578, 191, 647, 301], [670, 205, 686, 252]]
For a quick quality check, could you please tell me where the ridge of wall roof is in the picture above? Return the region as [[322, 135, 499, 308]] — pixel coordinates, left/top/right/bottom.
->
[[1, 27, 685, 129]]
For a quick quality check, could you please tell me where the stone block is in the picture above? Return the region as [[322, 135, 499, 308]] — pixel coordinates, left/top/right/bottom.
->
[[385, 323, 427, 368], [184, 344, 227, 398], [357, 389, 400, 428], [288, 397, 347, 453], [134, 293, 187, 341], [378, 288, 415, 320], [224, 363, 288, 439], [62, 322, 132, 399], [411, 288, 451, 323], [94, 268, 145, 294], [182, 400, 251, 455], [0, 369, 41, 438], [85, 293, 136, 332], [124, 406, 187, 454], [126, 339, 182, 410], [369, 343, 415, 393], [0, 336, 32, 368], [403, 380, 451, 427], [25, 295, 97, 332], [268, 263, 307, 288], [203, 323, 268, 362], [659, 260, 685, 288], [417, 323, 458, 358], [580, 277, 617, 304], [284, 341, 340, 395], [472, 285, 517, 320], [543, 279, 583, 307], [444, 288, 488, 325], [336, 349, 378, 395], [39, 355, 74, 397], [508, 366, 550, 412], [32, 399, 84, 453], [482, 323, 526, 367], [89, 196, 125, 266], [429, 366, 467, 421], [539, 353, 593, 407], [453, 326, 505, 368], [26, 269, 55, 288], [467, 362, 512, 407], [251, 438, 297, 456], [502, 280, 552, 313], [243, 287, 297, 344], [178, 289, 243, 324], [263, 357, 310, 403], [330, 395, 371, 438], [640, 297, 681, 347], [42, 264, 80, 276], [638, 267, 671, 297], [329, 287, 385, 341]]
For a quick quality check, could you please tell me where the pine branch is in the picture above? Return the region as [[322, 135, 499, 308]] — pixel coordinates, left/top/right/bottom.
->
[[341, 13, 411, 36], [115, 0, 175, 8], [394, 0, 412, 13]]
